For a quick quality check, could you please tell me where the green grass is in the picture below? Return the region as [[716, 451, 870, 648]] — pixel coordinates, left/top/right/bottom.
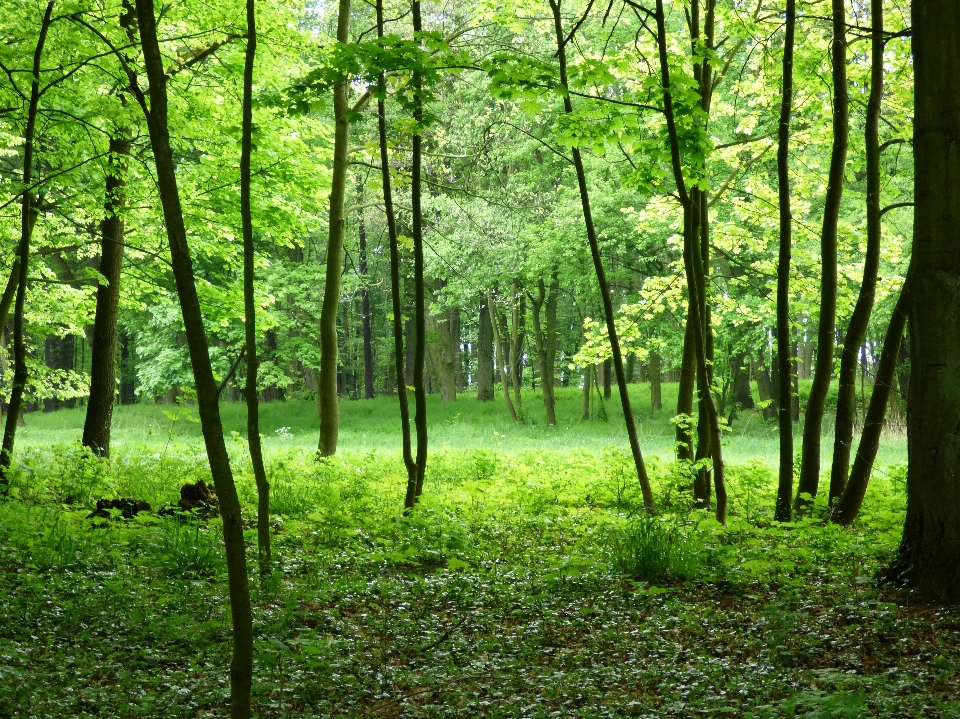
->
[[18, 382, 907, 469]]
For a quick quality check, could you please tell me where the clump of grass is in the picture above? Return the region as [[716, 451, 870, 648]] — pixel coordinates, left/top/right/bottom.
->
[[608, 516, 700, 582], [147, 516, 223, 577]]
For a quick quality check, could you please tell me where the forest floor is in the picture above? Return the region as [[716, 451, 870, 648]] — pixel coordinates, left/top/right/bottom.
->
[[2, 386, 958, 718]]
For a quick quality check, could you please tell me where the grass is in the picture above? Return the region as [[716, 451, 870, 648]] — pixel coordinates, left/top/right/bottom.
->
[[18, 382, 908, 468], [0, 383, 939, 719]]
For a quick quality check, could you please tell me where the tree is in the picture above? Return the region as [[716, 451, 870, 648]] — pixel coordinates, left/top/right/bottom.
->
[[129, 0, 254, 711], [0, 1, 54, 489], [774, 0, 797, 523], [891, 0, 960, 603], [796, 0, 850, 510]]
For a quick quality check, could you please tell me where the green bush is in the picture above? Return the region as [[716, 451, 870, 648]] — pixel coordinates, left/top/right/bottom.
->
[[608, 516, 700, 582]]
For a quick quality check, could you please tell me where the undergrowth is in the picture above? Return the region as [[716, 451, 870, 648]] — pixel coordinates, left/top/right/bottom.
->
[[0, 438, 954, 718]]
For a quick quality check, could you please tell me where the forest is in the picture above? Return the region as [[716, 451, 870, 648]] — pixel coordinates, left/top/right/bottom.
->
[[0, 0, 958, 716]]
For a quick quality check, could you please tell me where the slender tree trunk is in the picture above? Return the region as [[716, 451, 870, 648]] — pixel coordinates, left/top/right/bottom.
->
[[358, 205, 374, 399], [488, 291, 518, 421], [834, 285, 908, 526], [376, 0, 417, 510], [477, 300, 495, 401], [240, 0, 270, 576], [81, 134, 128, 457], [509, 280, 524, 411], [544, 274, 559, 422], [0, 2, 53, 490], [675, 311, 696, 461], [411, 0, 428, 498], [830, 0, 883, 505], [774, 0, 797, 522], [317, 0, 351, 456], [796, 0, 849, 509], [552, 0, 656, 512], [891, 0, 960, 602], [530, 279, 557, 425], [132, 1, 253, 713], [581, 364, 591, 420]]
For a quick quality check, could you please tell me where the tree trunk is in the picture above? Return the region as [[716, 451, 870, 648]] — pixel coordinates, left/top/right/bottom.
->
[[530, 278, 557, 425], [834, 285, 908, 526], [891, 0, 960, 602], [132, 0, 253, 713], [82, 134, 128, 456], [317, 0, 352, 456], [796, 0, 849, 509], [649, 351, 662, 413], [581, 364, 591, 420], [477, 300, 495, 401], [675, 311, 696, 461], [358, 204, 374, 399], [0, 2, 53, 491], [552, 0, 656, 513], [240, 0, 270, 576], [774, 0, 797, 522], [508, 280, 524, 411], [731, 352, 754, 410], [830, 0, 883, 505], [376, 0, 417, 510], [655, 0, 725, 522], [488, 291, 517, 421], [411, 0, 428, 498]]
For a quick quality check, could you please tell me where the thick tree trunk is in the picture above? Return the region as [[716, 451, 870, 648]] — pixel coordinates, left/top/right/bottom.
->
[[581, 364, 591, 420], [774, 0, 797, 522], [796, 0, 849, 509], [317, 0, 352, 456], [552, 0, 656, 512], [239, 0, 270, 576], [82, 135, 128, 456], [132, 0, 253, 713], [477, 301, 495, 401], [530, 278, 557, 425], [731, 352, 754, 411], [488, 291, 517, 421], [649, 351, 662, 413], [892, 0, 960, 603], [508, 280, 524, 411], [0, 2, 53, 491], [834, 285, 908, 526], [830, 0, 883, 505]]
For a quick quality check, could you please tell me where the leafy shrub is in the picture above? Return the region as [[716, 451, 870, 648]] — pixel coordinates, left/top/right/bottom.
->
[[608, 516, 700, 582]]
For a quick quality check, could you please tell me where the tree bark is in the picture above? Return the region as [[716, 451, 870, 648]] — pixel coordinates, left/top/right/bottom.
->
[[488, 291, 517, 421], [0, 2, 54, 490], [796, 0, 850, 509], [317, 0, 351, 456], [774, 0, 797, 522], [358, 205, 374, 399], [891, 0, 960, 602], [132, 1, 253, 712], [477, 300, 495, 400], [82, 134, 128, 457], [552, 0, 656, 512], [829, 0, 883, 505], [649, 351, 662, 413], [675, 312, 696, 460]]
